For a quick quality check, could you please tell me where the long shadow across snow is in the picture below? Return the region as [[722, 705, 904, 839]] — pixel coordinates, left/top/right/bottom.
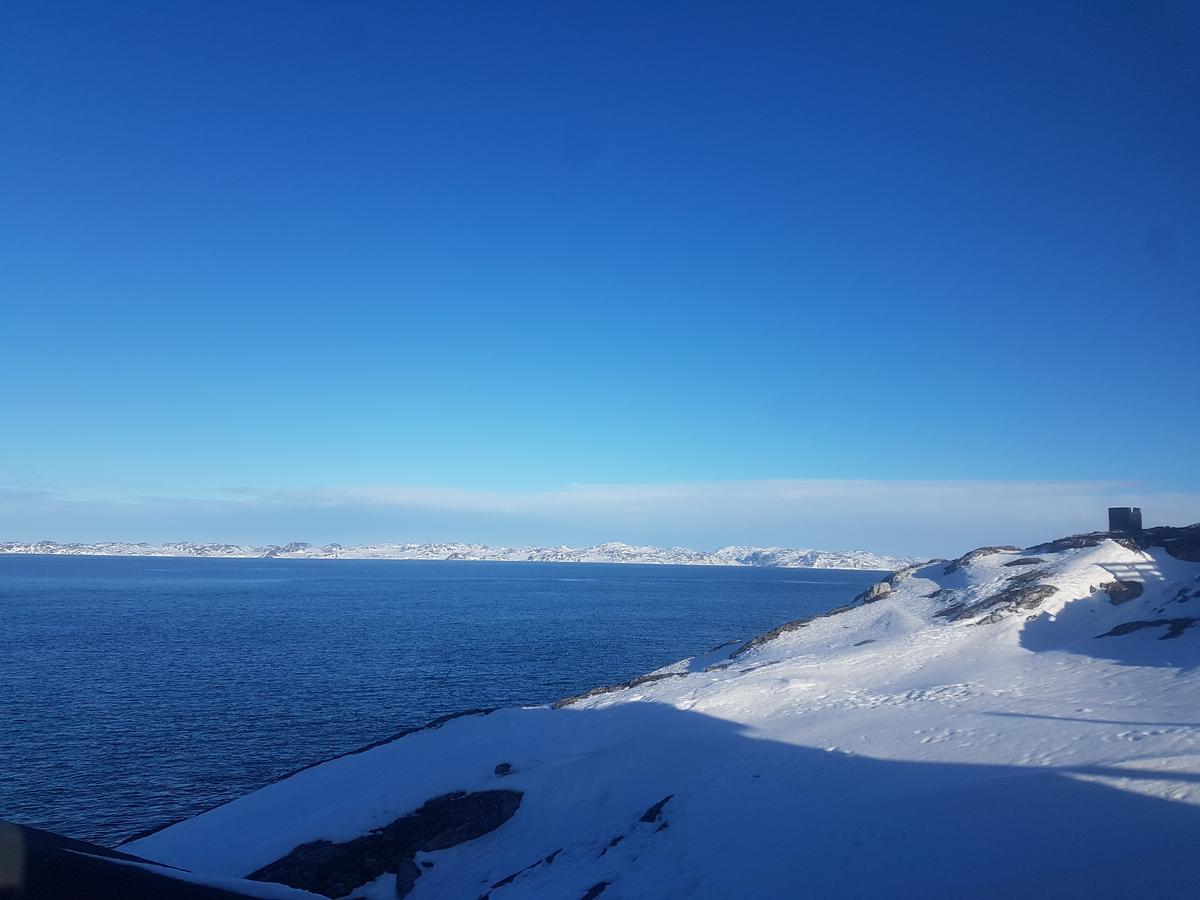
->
[[1020, 593, 1200, 670], [9, 698, 1200, 899], [481, 700, 1200, 899]]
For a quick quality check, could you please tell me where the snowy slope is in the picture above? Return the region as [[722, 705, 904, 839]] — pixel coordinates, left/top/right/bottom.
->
[[125, 527, 1200, 899], [0, 539, 912, 570]]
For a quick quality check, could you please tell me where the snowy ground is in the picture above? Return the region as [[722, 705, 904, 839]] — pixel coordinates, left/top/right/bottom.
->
[[126, 532, 1200, 898]]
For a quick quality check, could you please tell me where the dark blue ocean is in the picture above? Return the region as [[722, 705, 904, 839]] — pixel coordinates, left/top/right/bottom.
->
[[0, 555, 882, 846]]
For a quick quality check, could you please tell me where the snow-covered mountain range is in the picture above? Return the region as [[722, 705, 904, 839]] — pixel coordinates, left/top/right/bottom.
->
[[25, 523, 1199, 898], [0, 539, 912, 570]]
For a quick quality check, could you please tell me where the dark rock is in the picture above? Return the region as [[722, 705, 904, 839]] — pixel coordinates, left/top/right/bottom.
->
[[854, 561, 932, 603], [491, 857, 542, 890], [854, 581, 892, 604], [727, 561, 941, 660], [937, 571, 1059, 624], [394, 858, 421, 898], [1099, 580, 1144, 605], [1024, 524, 1200, 562], [420, 861, 434, 869], [490, 871, 520, 889], [853, 639, 875, 646], [554, 672, 686, 708], [890, 561, 937, 581], [1003, 557, 1044, 567], [581, 881, 611, 900], [943, 547, 1019, 575], [1173, 580, 1200, 603], [1024, 532, 1133, 554], [494, 762, 512, 776], [1008, 569, 1051, 588], [729, 602, 864, 659], [1144, 524, 1200, 562], [1097, 618, 1198, 640], [728, 613, 824, 659], [640, 795, 673, 823], [248, 790, 522, 898]]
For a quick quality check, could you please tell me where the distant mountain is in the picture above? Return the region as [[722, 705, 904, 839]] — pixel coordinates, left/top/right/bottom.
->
[[0, 539, 913, 570]]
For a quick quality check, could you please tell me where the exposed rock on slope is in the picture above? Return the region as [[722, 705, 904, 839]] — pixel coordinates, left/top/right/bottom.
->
[[1023, 524, 1200, 561], [721, 560, 936, 660], [942, 546, 1018, 574], [247, 791, 522, 898]]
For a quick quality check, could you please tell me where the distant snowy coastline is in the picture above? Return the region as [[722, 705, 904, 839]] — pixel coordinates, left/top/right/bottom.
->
[[0, 539, 912, 570]]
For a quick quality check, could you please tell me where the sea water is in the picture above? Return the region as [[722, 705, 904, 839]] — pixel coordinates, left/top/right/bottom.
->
[[0, 555, 882, 845]]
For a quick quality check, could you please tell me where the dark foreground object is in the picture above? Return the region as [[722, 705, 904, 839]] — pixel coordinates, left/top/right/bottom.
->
[[0, 820, 255, 899]]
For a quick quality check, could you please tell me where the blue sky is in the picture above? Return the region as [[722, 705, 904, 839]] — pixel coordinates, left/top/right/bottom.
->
[[2, 2, 1198, 555]]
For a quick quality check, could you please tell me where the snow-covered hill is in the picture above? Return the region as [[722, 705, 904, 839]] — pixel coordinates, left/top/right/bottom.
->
[[117, 525, 1200, 899], [0, 539, 911, 570]]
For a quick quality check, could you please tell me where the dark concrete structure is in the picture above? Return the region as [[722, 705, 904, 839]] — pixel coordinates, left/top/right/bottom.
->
[[0, 819, 258, 898], [1108, 507, 1143, 532]]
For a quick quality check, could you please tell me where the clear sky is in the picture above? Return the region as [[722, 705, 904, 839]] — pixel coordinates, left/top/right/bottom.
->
[[2, 2, 1198, 556]]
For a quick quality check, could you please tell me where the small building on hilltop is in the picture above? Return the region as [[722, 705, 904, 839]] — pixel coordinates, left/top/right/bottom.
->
[[1108, 507, 1143, 532]]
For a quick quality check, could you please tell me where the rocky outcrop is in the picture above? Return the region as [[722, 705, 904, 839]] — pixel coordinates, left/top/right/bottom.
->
[[1143, 525, 1200, 562], [485, 848, 564, 894], [727, 608, 848, 660], [853, 561, 937, 604], [639, 795, 673, 823], [247, 790, 522, 898], [1024, 533, 1130, 554], [554, 672, 686, 708], [935, 570, 1058, 624], [725, 561, 939, 661], [854, 581, 893, 604], [1024, 524, 1200, 562], [1100, 580, 1144, 605], [943, 547, 1019, 575], [1097, 618, 1198, 640]]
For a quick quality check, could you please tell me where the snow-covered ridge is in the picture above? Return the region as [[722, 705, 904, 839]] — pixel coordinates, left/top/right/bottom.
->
[[118, 524, 1200, 898], [0, 539, 912, 570]]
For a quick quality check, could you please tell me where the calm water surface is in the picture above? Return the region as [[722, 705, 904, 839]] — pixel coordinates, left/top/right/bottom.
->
[[0, 555, 883, 845]]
